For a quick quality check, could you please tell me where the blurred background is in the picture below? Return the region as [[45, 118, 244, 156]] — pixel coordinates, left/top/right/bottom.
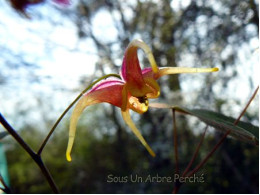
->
[[0, 0, 259, 193]]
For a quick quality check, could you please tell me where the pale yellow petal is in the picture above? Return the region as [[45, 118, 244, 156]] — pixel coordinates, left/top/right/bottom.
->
[[158, 67, 219, 78], [121, 110, 156, 157], [66, 97, 99, 162]]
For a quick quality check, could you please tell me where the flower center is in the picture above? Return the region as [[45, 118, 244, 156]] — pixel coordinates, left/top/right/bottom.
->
[[129, 95, 149, 114], [137, 96, 148, 105]]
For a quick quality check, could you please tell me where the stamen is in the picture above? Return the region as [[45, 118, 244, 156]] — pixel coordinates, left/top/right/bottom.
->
[[129, 96, 149, 114], [137, 96, 148, 105]]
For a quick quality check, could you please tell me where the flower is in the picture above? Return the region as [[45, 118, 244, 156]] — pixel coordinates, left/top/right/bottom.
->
[[66, 39, 218, 161], [10, 0, 43, 16], [10, 0, 70, 17], [52, 0, 70, 5]]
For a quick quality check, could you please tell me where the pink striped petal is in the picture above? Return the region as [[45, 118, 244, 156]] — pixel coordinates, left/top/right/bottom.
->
[[87, 78, 124, 93], [86, 79, 125, 108], [141, 67, 152, 75]]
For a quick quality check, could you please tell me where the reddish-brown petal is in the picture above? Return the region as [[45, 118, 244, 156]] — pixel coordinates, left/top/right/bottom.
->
[[121, 46, 146, 90]]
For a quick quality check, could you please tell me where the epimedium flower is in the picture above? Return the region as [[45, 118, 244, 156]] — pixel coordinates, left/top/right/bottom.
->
[[10, 0, 70, 17], [10, 0, 43, 16], [66, 39, 218, 161], [52, 0, 70, 5]]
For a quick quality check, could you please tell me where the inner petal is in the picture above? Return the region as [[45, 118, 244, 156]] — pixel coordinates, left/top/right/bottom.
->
[[121, 47, 145, 87]]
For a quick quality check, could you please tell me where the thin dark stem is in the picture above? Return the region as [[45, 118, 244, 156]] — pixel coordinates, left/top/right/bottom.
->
[[173, 126, 208, 193], [186, 85, 259, 178], [172, 186, 178, 194], [0, 187, 8, 194], [37, 73, 121, 155], [234, 85, 259, 125], [0, 113, 59, 193], [182, 126, 208, 177], [173, 85, 259, 193], [172, 109, 180, 194], [0, 173, 11, 193], [187, 130, 231, 177], [0, 113, 35, 157], [34, 155, 59, 193], [172, 109, 179, 174]]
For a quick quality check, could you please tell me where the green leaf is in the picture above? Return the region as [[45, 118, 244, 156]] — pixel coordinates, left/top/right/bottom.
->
[[150, 103, 259, 146], [0, 131, 9, 140]]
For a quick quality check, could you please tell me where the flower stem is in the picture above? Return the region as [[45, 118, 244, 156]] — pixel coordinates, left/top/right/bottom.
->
[[173, 126, 208, 194], [234, 85, 259, 125], [0, 172, 11, 193], [172, 109, 179, 175], [0, 114, 35, 157], [182, 126, 208, 177], [37, 74, 121, 155], [0, 113, 59, 193], [186, 129, 231, 177], [172, 109, 181, 194]]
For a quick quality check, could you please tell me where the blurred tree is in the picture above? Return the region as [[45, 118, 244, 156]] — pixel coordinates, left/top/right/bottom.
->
[[1, 0, 258, 193], [65, 0, 259, 193]]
